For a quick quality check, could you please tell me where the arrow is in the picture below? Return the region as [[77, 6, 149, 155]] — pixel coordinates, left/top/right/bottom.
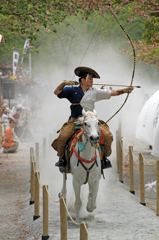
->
[[93, 83, 141, 88]]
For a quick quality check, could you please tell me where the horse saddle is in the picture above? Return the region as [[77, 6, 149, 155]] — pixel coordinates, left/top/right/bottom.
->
[[59, 126, 105, 174]]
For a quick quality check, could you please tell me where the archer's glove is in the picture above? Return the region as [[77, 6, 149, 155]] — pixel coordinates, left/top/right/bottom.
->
[[117, 86, 134, 95], [57, 80, 78, 91]]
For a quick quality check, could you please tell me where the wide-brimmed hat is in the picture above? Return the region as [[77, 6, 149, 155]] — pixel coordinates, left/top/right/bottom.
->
[[74, 66, 100, 79]]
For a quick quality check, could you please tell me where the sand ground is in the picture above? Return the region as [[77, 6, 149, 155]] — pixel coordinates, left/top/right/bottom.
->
[[0, 136, 159, 240]]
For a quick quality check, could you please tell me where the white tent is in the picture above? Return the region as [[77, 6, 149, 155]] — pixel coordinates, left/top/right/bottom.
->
[[136, 90, 159, 157]]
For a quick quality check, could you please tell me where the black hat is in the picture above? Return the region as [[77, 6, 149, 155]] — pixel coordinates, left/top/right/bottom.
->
[[74, 66, 100, 79]]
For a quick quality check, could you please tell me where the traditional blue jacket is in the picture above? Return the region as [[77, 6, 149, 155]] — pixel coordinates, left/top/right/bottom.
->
[[57, 85, 84, 119]]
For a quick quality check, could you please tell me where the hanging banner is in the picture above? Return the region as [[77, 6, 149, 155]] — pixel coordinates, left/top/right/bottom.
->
[[23, 38, 30, 54], [13, 48, 19, 76], [21, 38, 30, 63]]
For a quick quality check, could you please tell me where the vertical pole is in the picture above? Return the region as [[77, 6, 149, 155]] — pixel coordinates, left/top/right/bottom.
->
[[42, 185, 49, 240], [116, 130, 119, 173], [33, 172, 40, 221], [139, 153, 146, 206], [156, 161, 159, 216], [35, 142, 39, 171], [80, 222, 88, 240], [119, 138, 123, 183], [30, 147, 34, 181], [129, 146, 135, 194], [118, 120, 122, 140], [60, 197, 67, 240], [43, 137, 46, 159], [30, 157, 36, 205]]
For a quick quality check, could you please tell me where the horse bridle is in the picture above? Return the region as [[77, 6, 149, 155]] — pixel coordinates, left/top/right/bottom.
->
[[82, 113, 100, 148]]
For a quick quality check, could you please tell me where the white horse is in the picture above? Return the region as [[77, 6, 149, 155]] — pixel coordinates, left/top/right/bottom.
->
[[59, 109, 101, 222]]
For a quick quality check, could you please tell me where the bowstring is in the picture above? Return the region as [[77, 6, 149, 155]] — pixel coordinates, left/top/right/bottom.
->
[[106, 3, 136, 123], [72, 20, 101, 81]]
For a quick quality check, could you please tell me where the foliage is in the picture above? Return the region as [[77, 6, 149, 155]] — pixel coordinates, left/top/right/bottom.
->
[[0, 0, 158, 68], [109, 0, 159, 68]]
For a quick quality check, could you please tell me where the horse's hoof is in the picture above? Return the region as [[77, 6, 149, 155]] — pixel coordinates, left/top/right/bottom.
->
[[86, 206, 93, 212]]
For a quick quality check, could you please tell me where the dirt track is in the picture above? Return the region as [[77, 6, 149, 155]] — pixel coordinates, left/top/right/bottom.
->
[[0, 137, 159, 240]]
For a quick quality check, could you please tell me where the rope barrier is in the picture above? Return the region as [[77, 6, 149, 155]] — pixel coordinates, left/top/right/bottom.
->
[[30, 139, 93, 239], [45, 187, 60, 203], [33, 162, 93, 239], [132, 154, 139, 163], [61, 197, 80, 226], [36, 171, 43, 189], [142, 155, 156, 166], [120, 138, 157, 165], [61, 197, 92, 240], [83, 221, 92, 240]]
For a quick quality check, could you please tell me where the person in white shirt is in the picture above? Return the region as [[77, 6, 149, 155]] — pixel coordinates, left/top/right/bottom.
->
[[52, 66, 133, 170]]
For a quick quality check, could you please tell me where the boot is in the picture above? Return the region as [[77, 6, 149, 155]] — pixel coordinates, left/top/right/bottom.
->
[[101, 157, 112, 170], [55, 156, 67, 169]]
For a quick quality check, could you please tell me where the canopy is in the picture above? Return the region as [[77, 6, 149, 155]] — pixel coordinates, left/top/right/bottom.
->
[[136, 90, 159, 157]]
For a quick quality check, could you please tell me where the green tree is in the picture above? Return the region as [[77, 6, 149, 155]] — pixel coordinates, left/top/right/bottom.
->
[[0, 0, 158, 68]]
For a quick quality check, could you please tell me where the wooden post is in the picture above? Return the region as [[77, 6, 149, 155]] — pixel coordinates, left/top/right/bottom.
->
[[30, 147, 34, 182], [129, 146, 135, 194], [42, 185, 49, 240], [116, 130, 119, 173], [156, 161, 159, 216], [35, 142, 39, 171], [139, 153, 146, 206], [60, 197, 67, 240], [30, 158, 36, 205], [80, 222, 88, 240], [118, 120, 122, 139], [119, 138, 123, 183], [43, 137, 46, 159], [33, 172, 40, 221]]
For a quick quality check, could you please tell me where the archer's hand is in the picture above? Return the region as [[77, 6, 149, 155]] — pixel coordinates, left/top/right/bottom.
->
[[117, 86, 134, 95], [63, 80, 79, 86], [57, 80, 79, 91]]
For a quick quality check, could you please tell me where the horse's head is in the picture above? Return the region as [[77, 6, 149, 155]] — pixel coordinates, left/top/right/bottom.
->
[[82, 109, 100, 146]]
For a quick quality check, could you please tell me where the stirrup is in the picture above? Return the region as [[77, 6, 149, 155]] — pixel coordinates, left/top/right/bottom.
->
[[101, 158, 112, 170], [55, 158, 67, 168]]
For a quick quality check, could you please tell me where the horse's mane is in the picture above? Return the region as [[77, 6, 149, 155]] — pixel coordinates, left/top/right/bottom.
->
[[75, 110, 97, 125]]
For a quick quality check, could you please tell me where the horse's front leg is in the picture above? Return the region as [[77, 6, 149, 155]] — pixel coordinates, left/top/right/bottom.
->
[[73, 177, 82, 222], [87, 180, 99, 212], [59, 173, 67, 198]]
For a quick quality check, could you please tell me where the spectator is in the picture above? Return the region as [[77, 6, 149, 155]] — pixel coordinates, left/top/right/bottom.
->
[[2, 117, 19, 153], [1, 63, 6, 68], [13, 107, 22, 120], [17, 64, 23, 74], [11, 102, 18, 116], [13, 107, 25, 138]]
